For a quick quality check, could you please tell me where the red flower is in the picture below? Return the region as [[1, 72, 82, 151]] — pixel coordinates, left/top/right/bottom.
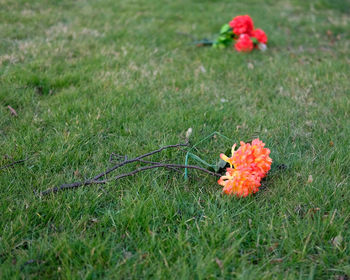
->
[[229, 15, 254, 36], [234, 34, 254, 52], [252, 29, 268, 44]]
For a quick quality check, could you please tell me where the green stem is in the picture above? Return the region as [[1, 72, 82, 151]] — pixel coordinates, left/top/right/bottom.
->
[[184, 132, 232, 180]]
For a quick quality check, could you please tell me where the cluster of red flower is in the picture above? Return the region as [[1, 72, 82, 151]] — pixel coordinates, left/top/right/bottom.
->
[[229, 15, 268, 52], [218, 139, 272, 197]]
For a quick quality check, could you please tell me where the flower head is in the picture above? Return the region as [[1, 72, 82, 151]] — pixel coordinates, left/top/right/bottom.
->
[[252, 28, 268, 44], [232, 138, 272, 178], [218, 167, 261, 197], [229, 15, 254, 36], [218, 138, 272, 197], [235, 34, 254, 52]]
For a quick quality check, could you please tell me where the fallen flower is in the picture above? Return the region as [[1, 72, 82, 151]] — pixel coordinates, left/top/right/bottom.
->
[[213, 15, 268, 52], [219, 138, 272, 196], [218, 167, 261, 197], [235, 34, 254, 52], [220, 138, 272, 179], [229, 15, 254, 36], [252, 28, 268, 44]]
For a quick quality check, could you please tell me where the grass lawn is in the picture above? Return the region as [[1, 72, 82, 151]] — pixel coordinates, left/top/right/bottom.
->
[[1, 0, 350, 278]]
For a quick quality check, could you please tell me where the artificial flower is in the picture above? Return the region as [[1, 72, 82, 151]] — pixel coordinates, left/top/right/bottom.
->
[[235, 34, 254, 52], [229, 15, 254, 36], [218, 138, 272, 197], [213, 15, 268, 52], [232, 138, 272, 178], [218, 167, 261, 197], [252, 28, 268, 44]]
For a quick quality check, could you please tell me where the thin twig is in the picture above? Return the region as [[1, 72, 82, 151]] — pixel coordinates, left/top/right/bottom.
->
[[40, 143, 188, 196], [135, 159, 182, 174], [136, 159, 169, 165], [0, 158, 28, 170], [111, 156, 172, 166], [98, 163, 220, 184], [109, 153, 127, 162], [40, 164, 220, 196], [93, 142, 188, 181]]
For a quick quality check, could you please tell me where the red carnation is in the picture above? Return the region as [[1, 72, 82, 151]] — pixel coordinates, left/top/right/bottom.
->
[[229, 15, 254, 36], [235, 34, 254, 52], [252, 29, 268, 44]]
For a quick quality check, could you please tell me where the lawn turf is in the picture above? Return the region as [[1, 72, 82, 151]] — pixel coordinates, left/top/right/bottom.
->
[[0, 0, 350, 279]]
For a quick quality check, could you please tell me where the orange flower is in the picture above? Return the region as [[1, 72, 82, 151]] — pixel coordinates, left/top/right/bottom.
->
[[232, 138, 272, 178], [218, 138, 272, 197], [220, 144, 236, 167], [218, 167, 261, 197]]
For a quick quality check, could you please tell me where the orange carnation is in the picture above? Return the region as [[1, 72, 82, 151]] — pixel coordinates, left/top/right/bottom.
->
[[220, 138, 272, 178], [232, 138, 272, 178], [219, 138, 272, 197], [218, 167, 261, 197]]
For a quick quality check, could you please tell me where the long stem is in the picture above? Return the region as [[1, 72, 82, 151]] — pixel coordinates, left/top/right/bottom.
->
[[92, 143, 188, 181], [40, 163, 220, 196], [0, 158, 28, 170]]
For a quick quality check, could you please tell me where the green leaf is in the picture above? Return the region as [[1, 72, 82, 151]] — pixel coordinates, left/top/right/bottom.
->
[[214, 158, 229, 173], [213, 43, 226, 49], [214, 36, 233, 47], [251, 37, 259, 45], [220, 24, 231, 34], [188, 152, 216, 168]]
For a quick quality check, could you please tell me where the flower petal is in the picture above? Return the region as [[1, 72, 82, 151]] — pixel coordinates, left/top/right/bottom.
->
[[231, 144, 237, 157], [220, 153, 230, 163]]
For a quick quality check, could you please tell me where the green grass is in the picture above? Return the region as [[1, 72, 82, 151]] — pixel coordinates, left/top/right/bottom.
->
[[1, 0, 349, 279]]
